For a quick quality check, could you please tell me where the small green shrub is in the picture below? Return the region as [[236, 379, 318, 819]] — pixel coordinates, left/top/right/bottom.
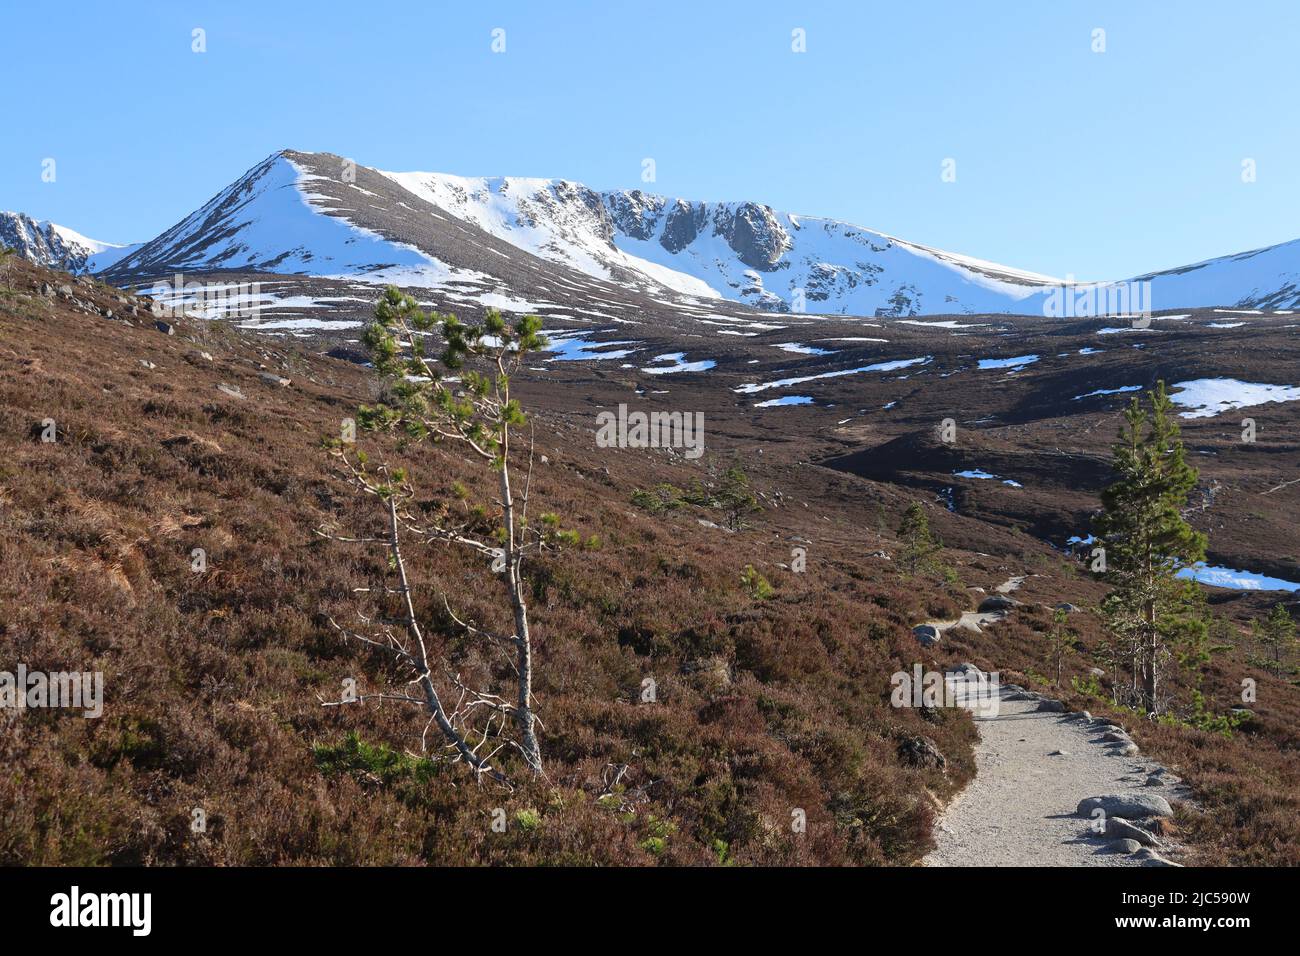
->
[[741, 564, 774, 600], [631, 483, 684, 513]]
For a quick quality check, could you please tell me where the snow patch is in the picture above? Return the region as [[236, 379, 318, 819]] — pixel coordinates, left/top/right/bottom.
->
[[977, 355, 1039, 370], [754, 395, 814, 408], [1169, 378, 1300, 419], [734, 356, 932, 394]]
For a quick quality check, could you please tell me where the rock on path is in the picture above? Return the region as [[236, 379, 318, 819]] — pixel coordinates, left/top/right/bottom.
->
[[917, 574, 1027, 644]]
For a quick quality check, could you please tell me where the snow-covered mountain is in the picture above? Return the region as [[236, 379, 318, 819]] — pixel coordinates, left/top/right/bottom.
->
[[382, 170, 1066, 315], [1133, 239, 1300, 311], [103, 153, 448, 284], [100, 151, 1063, 317], [91, 149, 1300, 317], [0, 211, 139, 274]]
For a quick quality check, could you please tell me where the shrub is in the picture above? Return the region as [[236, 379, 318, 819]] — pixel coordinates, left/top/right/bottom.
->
[[741, 564, 774, 600]]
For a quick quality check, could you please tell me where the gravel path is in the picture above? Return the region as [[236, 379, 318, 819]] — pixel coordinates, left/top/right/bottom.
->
[[924, 687, 1183, 866], [922, 574, 1188, 867]]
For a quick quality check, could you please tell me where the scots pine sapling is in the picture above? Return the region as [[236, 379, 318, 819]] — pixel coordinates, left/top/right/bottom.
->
[[1093, 381, 1207, 715], [320, 287, 562, 783]]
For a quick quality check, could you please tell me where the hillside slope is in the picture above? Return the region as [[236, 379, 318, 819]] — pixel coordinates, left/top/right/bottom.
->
[[0, 258, 986, 865], [2, 258, 1297, 866]]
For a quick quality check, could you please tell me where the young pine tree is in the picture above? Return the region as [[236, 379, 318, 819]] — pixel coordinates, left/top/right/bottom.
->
[[897, 501, 940, 576], [1044, 608, 1076, 687], [321, 287, 554, 783], [716, 464, 760, 531], [1254, 603, 1297, 677], [1093, 381, 1207, 715]]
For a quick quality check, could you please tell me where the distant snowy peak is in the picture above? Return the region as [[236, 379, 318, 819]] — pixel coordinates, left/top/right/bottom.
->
[[380, 168, 1061, 314], [0, 211, 138, 274], [1132, 237, 1300, 311], [89, 149, 1300, 316], [380, 171, 723, 300], [93, 152, 1076, 316], [106, 153, 444, 283]]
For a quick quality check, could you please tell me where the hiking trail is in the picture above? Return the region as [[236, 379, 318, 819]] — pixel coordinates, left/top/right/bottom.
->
[[919, 576, 1191, 867]]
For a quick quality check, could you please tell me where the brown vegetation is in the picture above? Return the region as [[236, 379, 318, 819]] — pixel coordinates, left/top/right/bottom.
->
[[1, 258, 1295, 867], [0, 260, 977, 865]]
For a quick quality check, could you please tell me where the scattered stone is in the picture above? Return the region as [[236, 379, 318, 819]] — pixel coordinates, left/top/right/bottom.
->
[[1113, 742, 1140, 757], [978, 594, 1019, 613], [155, 320, 175, 335], [1077, 794, 1173, 819], [1101, 732, 1131, 743], [259, 372, 291, 387], [139, 360, 156, 370], [1054, 603, 1080, 614], [898, 735, 946, 770], [1005, 691, 1040, 701], [1105, 816, 1161, 846], [216, 383, 244, 399], [912, 624, 942, 647], [1088, 667, 1105, 677], [1036, 699, 1066, 713], [869, 550, 891, 560], [1049, 749, 1071, 757]]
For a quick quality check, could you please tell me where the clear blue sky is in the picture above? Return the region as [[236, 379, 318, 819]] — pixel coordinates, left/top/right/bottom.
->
[[3, 0, 1297, 280]]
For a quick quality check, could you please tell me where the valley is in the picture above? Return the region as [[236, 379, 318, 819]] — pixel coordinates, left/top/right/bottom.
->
[[2, 243, 1298, 867], [3, 147, 1299, 871]]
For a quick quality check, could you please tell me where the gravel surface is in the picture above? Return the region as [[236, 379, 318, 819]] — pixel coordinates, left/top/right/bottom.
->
[[924, 688, 1185, 866], [924, 574, 1187, 867]]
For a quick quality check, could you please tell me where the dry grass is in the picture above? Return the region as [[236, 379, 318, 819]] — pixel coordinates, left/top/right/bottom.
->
[[2, 259, 1294, 866], [0, 262, 977, 865]]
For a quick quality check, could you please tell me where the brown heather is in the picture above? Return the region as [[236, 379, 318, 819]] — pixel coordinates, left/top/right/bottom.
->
[[0, 258, 1295, 866]]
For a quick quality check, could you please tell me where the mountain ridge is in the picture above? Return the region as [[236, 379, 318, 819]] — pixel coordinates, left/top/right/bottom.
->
[[18, 147, 1300, 316], [0, 210, 138, 275]]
